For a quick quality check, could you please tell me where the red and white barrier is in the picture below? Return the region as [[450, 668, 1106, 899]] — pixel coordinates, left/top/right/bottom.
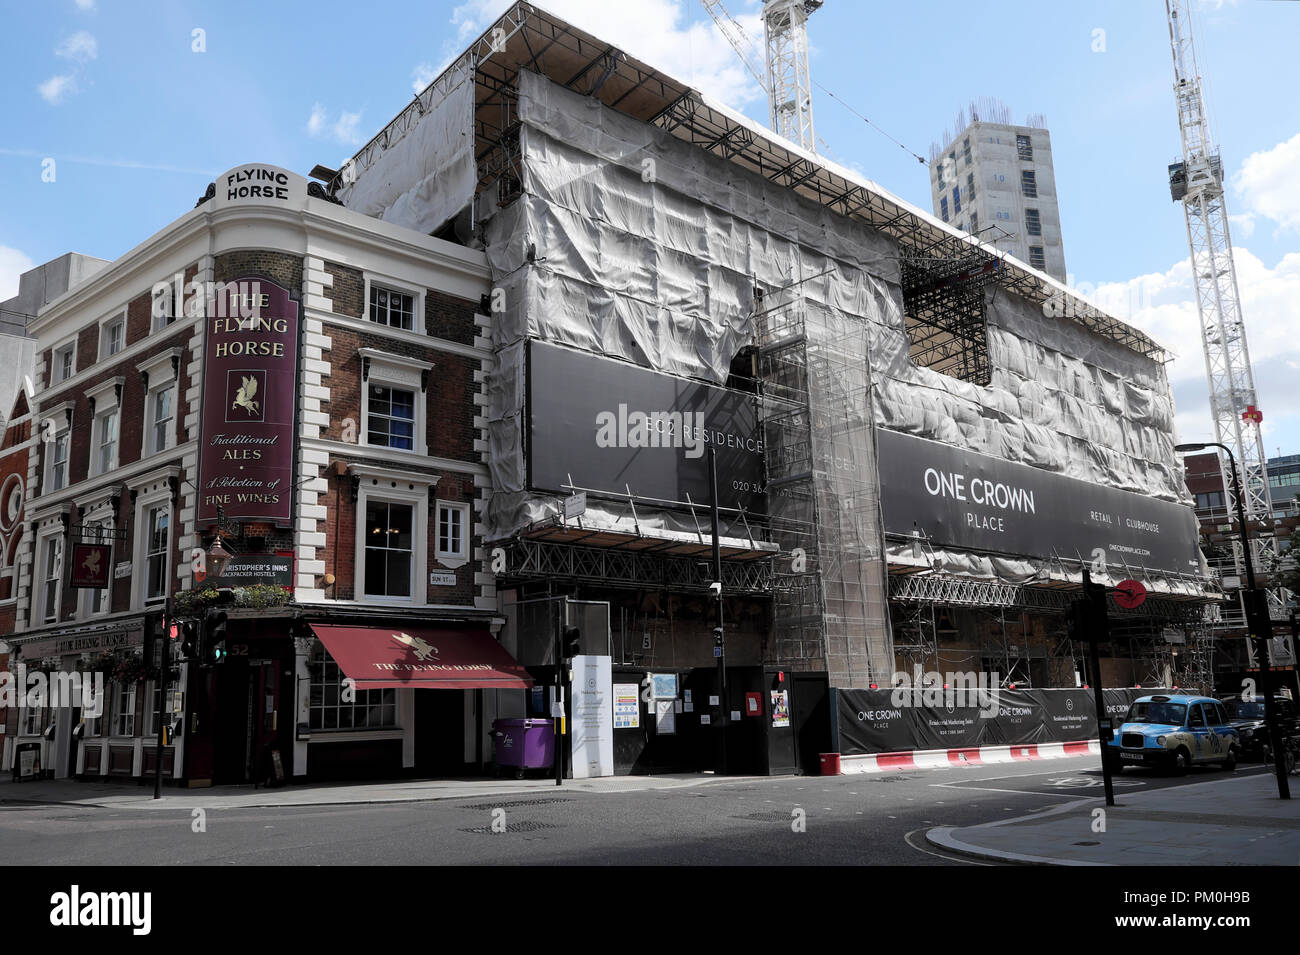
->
[[838, 739, 1100, 775]]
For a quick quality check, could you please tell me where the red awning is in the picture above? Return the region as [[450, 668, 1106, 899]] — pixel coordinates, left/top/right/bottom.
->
[[310, 624, 533, 690]]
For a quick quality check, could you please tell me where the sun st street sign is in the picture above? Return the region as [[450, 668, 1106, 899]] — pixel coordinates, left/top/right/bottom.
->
[[197, 276, 299, 528]]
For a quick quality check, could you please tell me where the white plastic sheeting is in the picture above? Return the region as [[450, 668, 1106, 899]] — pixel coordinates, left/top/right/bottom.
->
[[481, 71, 1191, 552], [336, 60, 477, 236]]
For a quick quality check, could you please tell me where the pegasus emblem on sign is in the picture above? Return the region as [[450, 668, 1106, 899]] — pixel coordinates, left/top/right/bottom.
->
[[81, 549, 102, 575], [232, 375, 260, 416], [392, 632, 438, 661]]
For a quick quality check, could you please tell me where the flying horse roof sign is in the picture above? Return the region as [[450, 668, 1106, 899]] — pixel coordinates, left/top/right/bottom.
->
[[197, 275, 299, 528]]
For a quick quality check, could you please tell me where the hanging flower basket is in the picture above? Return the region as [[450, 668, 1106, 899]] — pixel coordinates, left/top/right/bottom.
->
[[88, 652, 117, 678], [112, 654, 156, 685], [173, 583, 292, 616]]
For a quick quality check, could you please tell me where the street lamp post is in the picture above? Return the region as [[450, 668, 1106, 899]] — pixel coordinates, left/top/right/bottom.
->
[[1177, 441, 1289, 798]]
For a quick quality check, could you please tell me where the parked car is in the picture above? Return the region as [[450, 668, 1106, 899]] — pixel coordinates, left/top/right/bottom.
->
[[1217, 693, 1298, 759], [1104, 694, 1239, 772]]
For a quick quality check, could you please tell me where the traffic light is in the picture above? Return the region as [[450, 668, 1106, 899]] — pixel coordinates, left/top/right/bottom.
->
[[142, 611, 163, 670], [562, 626, 581, 660], [180, 620, 199, 660], [203, 608, 229, 666]]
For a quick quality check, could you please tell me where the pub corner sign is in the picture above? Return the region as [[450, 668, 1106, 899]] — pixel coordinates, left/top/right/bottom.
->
[[196, 276, 300, 528]]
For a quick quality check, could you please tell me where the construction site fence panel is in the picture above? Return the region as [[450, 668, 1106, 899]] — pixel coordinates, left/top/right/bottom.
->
[[835, 686, 1158, 754]]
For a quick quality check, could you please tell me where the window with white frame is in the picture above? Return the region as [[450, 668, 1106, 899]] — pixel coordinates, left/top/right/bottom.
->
[[83, 682, 101, 737], [152, 284, 177, 331], [368, 285, 415, 330], [143, 504, 169, 605], [22, 694, 43, 735], [100, 314, 125, 358], [86, 378, 123, 477], [359, 350, 431, 456], [113, 681, 135, 736], [367, 385, 416, 450], [364, 500, 414, 599], [95, 407, 119, 475], [436, 501, 469, 568], [147, 385, 174, 457], [53, 342, 75, 384], [39, 533, 63, 624], [137, 350, 179, 459], [309, 642, 397, 730], [46, 427, 70, 492], [353, 471, 430, 604]]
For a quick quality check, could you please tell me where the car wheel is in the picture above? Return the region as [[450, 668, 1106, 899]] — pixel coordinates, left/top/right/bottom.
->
[[1222, 748, 1237, 772], [1173, 748, 1191, 774]]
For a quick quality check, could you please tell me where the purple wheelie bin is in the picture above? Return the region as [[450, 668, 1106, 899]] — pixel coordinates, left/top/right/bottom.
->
[[492, 718, 555, 778]]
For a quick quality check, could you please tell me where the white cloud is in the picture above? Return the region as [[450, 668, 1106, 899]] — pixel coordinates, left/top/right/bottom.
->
[[307, 103, 365, 146], [55, 30, 98, 63], [307, 103, 327, 136], [412, 62, 438, 94], [1233, 132, 1300, 233], [37, 74, 78, 104], [0, 246, 35, 303], [333, 111, 363, 146], [74, 0, 95, 9], [1229, 213, 1255, 238], [448, 0, 765, 108], [1093, 249, 1300, 449]]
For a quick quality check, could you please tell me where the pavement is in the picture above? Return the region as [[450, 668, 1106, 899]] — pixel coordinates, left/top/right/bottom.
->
[[0, 771, 732, 811], [928, 769, 1300, 865]]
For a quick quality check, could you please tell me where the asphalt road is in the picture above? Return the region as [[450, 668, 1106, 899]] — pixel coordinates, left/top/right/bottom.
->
[[0, 757, 1269, 866]]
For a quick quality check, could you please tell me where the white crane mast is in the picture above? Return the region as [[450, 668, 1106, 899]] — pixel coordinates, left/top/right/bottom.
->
[[1165, 0, 1284, 616], [701, 0, 821, 153]]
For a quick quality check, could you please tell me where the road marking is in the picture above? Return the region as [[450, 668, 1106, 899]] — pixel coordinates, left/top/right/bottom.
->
[[933, 784, 1078, 797], [928, 764, 1106, 786], [904, 827, 992, 865], [1043, 775, 1143, 789]]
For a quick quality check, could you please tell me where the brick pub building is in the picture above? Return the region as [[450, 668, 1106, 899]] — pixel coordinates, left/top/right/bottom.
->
[[1, 164, 531, 785]]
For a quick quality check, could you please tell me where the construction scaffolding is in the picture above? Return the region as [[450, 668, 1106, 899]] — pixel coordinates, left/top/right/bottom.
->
[[330, 2, 1222, 694], [887, 565, 1218, 693], [898, 240, 998, 386], [755, 268, 892, 686]]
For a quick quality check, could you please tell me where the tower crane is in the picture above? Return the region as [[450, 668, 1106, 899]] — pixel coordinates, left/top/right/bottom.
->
[[1164, 0, 1289, 621], [701, 0, 822, 152]]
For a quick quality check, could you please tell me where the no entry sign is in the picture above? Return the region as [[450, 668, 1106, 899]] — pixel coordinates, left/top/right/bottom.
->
[[1113, 579, 1148, 610]]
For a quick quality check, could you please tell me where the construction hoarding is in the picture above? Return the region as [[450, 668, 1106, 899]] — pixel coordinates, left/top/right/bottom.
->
[[837, 686, 1155, 754]]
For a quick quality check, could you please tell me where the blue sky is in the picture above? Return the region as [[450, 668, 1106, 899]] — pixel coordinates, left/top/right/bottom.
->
[[1, 0, 1297, 464]]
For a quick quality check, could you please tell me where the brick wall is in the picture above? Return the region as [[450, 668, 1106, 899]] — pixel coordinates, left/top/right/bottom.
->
[[320, 467, 479, 605], [76, 324, 98, 374], [52, 324, 193, 490], [324, 262, 363, 318], [317, 279, 485, 609], [425, 290, 478, 346], [321, 325, 480, 460], [215, 251, 303, 292]]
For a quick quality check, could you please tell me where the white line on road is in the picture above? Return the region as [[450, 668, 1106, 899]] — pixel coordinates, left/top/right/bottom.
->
[[930, 784, 1081, 797], [904, 827, 992, 865]]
